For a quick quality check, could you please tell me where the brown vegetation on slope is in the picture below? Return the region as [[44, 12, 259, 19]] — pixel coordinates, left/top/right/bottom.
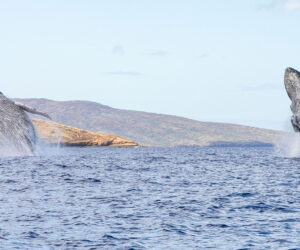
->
[[33, 119, 138, 147]]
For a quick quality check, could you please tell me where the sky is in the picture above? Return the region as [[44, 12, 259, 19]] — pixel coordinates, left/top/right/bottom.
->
[[1, 0, 300, 130]]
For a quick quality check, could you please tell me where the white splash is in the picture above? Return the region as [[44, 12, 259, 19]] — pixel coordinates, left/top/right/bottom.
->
[[275, 118, 300, 158], [0, 138, 33, 157]]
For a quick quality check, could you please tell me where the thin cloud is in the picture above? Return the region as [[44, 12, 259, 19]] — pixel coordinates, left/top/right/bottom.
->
[[262, 0, 300, 10], [258, 0, 278, 10], [149, 51, 169, 56], [112, 45, 125, 56], [284, 0, 300, 9], [105, 70, 143, 76], [199, 53, 208, 58]]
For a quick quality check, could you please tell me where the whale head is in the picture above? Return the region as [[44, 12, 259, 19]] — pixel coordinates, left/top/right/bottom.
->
[[285, 67, 300, 132]]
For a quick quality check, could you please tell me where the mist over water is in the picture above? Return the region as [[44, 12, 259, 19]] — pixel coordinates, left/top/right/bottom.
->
[[275, 117, 300, 158], [0, 138, 33, 158], [34, 120, 63, 157], [0, 140, 62, 158], [276, 133, 300, 158]]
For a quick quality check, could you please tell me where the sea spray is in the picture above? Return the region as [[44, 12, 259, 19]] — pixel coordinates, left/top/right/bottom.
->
[[275, 118, 300, 157], [0, 92, 55, 157], [0, 92, 48, 157], [0, 108, 36, 157], [0, 137, 34, 157], [35, 120, 63, 156], [0, 120, 63, 158]]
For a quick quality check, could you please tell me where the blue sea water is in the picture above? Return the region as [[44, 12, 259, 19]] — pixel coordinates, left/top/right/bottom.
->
[[0, 146, 299, 249]]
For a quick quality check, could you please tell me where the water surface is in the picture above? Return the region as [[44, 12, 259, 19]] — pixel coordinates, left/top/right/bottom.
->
[[0, 146, 299, 249]]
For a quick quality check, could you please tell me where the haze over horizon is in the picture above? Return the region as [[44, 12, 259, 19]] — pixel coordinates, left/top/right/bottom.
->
[[1, 0, 300, 130]]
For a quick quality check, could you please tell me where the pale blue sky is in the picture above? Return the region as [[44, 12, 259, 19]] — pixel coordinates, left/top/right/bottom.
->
[[1, 0, 300, 130]]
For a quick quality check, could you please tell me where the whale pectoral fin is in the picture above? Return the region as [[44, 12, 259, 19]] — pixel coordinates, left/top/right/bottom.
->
[[285, 67, 300, 100], [284, 67, 300, 132], [15, 102, 52, 120]]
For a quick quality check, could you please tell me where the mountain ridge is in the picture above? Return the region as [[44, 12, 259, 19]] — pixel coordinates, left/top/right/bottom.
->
[[14, 98, 284, 147]]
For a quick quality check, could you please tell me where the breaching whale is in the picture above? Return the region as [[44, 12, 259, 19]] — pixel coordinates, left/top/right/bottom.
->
[[0, 92, 51, 155], [284, 67, 300, 132]]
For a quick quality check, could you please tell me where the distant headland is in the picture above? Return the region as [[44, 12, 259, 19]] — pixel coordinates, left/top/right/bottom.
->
[[33, 119, 138, 147], [14, 98, 284, 147]]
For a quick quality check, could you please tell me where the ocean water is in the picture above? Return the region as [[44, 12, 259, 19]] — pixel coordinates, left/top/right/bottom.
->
[[0, 146, 299, 249]]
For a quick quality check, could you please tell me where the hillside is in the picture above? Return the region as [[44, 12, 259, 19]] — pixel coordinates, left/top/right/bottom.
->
[[33, 119, 138, 147], [15, 98, 283, 147]]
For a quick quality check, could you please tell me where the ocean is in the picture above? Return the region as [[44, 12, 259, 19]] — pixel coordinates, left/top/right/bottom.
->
[[0, 146, 299, 249]]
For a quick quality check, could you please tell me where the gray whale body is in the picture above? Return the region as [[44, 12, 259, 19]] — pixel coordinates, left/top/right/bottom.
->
[[284, 67, 300, 132], [0, 92, 50, 156]]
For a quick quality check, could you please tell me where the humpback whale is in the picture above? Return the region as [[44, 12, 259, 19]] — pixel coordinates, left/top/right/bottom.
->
[[0, 92, 51, 155], [284, 67, 300, 132]]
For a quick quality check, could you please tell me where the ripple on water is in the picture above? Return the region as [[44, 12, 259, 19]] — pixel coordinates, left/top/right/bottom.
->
[[0, 146, 299, 249]]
